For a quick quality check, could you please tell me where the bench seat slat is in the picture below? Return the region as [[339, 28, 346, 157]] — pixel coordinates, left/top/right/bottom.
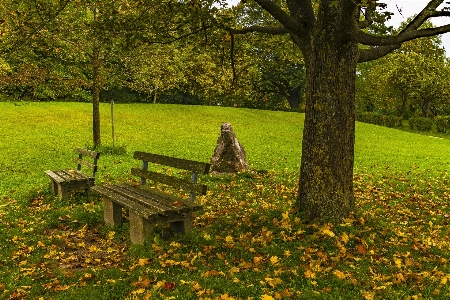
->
[[133, 151, 210, 174], [45, 170, 66, 184], [48, 169, 93, 183], [103, 185, 176, 215], [91, 186, 159, 220], [119, 184, 203, 212], [131, 168, 207, 195]]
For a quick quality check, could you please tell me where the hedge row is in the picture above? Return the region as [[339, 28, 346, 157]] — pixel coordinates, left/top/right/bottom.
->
[[356, 112, 403, 128], [435, 116, 450, 133], [408, 117, 433, 131], [357, 113, 450, 133], [408, 116, 450, 132]]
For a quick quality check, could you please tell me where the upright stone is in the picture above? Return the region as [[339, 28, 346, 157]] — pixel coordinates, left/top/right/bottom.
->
[[210, 122, 248, 174]]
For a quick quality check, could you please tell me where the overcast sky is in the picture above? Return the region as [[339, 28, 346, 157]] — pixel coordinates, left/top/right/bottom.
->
[[225, 0, 450, 54]]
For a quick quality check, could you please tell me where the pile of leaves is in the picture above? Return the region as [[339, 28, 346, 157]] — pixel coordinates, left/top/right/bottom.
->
[[1, 169, 450, 299]]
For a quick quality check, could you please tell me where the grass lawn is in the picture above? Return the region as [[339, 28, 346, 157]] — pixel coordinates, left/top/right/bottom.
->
[[1, 102, 450, 299]]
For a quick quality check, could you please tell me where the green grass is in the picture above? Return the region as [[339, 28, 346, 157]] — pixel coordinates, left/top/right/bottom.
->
[[1, 102, 450, 299]]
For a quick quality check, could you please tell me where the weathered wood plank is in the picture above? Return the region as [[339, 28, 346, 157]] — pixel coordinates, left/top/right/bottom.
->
[[131, 168, 207, 195], [56, 169, 93, 183], [72, 158, 97, 172], [74, 147, 100, 159], [91, 186, 158, 220], [45, 170, 66, 184], [102, 185, 173, 215], [133, 151, 210, 174], [123, 184, 203, 212]]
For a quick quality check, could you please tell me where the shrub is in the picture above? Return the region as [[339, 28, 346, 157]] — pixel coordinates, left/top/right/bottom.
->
[[435, 116, 450, 133], [408, 117, 433, 131], [356, 112, 402, 128]]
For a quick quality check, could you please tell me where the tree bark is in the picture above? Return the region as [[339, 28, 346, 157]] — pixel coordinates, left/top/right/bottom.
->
[[295, 4, 359, 222], [287, 86, 302, 110], [92, 5, 101, 147]]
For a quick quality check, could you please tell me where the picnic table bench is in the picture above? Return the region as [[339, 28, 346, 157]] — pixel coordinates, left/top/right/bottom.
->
[[91, 151, 210, 245], [45, 147, 100, 199]]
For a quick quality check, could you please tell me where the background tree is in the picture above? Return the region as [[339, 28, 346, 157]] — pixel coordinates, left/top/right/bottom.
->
[[221, 2, 306, 110], [356, 20, 450, 118]]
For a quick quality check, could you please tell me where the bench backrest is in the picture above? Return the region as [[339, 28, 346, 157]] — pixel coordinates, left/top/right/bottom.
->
[[73, 147, 101, 177], [131, 151, 210, 201]]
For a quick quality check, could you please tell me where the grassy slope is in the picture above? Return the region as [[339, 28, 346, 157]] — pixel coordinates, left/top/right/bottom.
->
[[2, 102, 449, 196], [1, 102, 450, 299]]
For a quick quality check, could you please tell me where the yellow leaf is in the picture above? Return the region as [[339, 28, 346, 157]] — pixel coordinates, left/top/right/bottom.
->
[[154, 280, 166, 290], [284, 250, 291, 257], [304, 269, 316, 279], [341, 217, 355, 226], [225, 236, 234, 243], [54, 285, 70, 291], [393, 257, 402, 268], [265, 277, 283, 287], [254, 256, 264, 265], [333, 270, 347, 280], [270, 256, 280, 265], [233, 277, 240, 283], [170, 242, 181, 248], [361, 291, 375, 300], [341, 232, 349, 244], [138, 258, 152, 266], [133, 288, 146, 294], [106, 231, 115, 240], [192, 282, 202, 291], [322, 229, 335, 237], [261, 295, 274, 300]]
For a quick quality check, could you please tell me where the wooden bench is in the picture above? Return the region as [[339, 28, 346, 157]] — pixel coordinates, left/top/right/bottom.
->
[[45, 147, 101, 199], [91, 151, 210, 245]]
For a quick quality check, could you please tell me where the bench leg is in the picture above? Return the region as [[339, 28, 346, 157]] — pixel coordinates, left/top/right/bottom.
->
[[49, 180, 58, 194], [57, 184, 68, 199], [103, 198, 122, 225], [129, 211, 153, 245], [170, 212, 193, 234]]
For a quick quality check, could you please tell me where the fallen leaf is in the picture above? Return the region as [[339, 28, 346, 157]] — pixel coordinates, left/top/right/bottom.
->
[[172, 201, 184, 207]]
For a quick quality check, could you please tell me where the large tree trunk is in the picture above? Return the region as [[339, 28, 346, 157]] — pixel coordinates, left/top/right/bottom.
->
[[296, 7, 359, 222]]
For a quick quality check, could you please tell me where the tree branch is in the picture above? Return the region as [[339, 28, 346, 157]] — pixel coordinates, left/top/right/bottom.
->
[[228, 25, 289, 35], [252, 0, 303, 33], [430, 10, 450, 18], [286, 0, 315, 29], [355, 0, 450, 46], [358, 44, 401, 62], [355, 24, 450, 46]]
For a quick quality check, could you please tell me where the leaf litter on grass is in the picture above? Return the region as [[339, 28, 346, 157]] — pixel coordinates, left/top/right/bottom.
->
[[2, 170, 450, 299]]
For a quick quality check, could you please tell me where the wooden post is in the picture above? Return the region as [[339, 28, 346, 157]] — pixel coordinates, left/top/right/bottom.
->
[[141, 161, 148, 185], [77, 153, 82, 171], [190, 171, 198, 202], [111, 99, 115, 148]]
